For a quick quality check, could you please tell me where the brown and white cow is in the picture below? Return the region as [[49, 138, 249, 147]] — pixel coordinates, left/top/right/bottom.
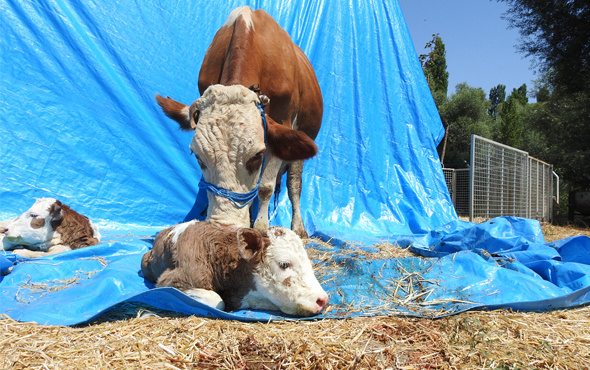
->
[[0, 198, 101, 258], [141, 221, 328, 316], [155, 6, 323, 237]]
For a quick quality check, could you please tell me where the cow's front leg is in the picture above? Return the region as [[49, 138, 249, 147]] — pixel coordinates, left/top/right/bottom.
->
[[253, 156, 282, 231], [253, 183, 274, 231], [287, 160, 307, 238]]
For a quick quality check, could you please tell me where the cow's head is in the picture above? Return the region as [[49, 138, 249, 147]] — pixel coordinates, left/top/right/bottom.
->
[[0, 198, 63, 250], [156, 85, 318, 227], [249, 226, 328, 316]]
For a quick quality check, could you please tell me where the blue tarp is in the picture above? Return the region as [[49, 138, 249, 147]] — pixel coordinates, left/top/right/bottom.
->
[[1, 0, 589, 326]]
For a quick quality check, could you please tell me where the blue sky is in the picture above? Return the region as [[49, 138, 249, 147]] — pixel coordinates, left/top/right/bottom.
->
[[398, 0, 537, 99]]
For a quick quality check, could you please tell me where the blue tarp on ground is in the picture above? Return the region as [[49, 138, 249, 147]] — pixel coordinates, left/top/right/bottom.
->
[[1, 0, 589, 326]]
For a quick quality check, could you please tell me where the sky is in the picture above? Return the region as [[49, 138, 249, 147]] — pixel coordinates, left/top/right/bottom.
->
[[398, 0, 537, 99]]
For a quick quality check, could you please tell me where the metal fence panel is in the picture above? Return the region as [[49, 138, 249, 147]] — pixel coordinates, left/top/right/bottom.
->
[[443, 168, 456, 206], [455, 169, 470, 216], [470, 135, 529, 220], [442, 136, 555, 222], [528, 157, 554, 222]]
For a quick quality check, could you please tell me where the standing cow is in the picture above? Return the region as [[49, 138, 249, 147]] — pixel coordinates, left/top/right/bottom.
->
[[156, 6, 323, 237]]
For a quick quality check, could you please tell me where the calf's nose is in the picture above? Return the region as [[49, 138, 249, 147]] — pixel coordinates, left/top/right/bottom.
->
[[316, 295, 328, 312]]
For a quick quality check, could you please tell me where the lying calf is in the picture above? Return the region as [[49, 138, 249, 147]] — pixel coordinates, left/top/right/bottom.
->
[[141, 221, 328, 316], [0, 198, 101, 258]]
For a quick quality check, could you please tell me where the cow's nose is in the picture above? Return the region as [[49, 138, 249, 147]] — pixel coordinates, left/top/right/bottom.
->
[[316, 295, 328, 311], [0, 227, 7, 234]]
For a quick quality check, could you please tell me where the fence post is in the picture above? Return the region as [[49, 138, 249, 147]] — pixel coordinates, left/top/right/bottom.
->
[[469, 135, 475, 222]]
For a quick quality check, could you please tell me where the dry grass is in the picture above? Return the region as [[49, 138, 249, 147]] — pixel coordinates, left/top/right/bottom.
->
[[1, 223, 589, 369], [2, 306, 589, 369]]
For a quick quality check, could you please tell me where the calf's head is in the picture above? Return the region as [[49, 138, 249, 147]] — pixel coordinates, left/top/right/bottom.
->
[[156, 84, 318, 227], [1, 198, 63, 250], [251, 226, 328, 316]]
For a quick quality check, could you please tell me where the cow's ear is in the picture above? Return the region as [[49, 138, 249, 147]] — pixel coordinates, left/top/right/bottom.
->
[[237, 228, 267, 261], [155, 95, 196, 131], [265, 116, 318, 161]]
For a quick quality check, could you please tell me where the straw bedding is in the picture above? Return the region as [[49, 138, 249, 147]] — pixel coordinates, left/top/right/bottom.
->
[[1, 224, 589, 369]]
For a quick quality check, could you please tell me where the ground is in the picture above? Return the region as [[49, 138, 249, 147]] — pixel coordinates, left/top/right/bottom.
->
[[1, 223, 589, 369]]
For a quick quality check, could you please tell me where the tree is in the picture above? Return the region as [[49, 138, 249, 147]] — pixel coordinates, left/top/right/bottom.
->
[[420, 34, 449, 107], [526, 92, 590, 190], [493, 84, 527, 148], [488, 84, 506, 120], [439, 83, 495, 167], [497, 0, 590, 94], [509, 84, 528, 106], [420, 34, 451, 162], [499, 0, 590, 194], [496, 99, 523, 148]]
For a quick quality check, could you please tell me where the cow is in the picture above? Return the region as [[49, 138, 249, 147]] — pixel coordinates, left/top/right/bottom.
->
[[155, 6, 323, 238], [0, 198, 101, 258], [141, 221, 328, 316]]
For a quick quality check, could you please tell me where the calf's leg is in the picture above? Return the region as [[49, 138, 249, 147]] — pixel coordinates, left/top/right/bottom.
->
[[184, 288, 225, 310]]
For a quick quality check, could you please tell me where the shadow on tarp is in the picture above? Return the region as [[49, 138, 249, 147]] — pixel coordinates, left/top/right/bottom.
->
[[1, 216, 589, 326]]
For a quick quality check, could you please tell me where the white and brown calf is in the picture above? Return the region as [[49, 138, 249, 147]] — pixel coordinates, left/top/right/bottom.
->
[[141, 221, 328, 316], [0, 198, 101, 258]]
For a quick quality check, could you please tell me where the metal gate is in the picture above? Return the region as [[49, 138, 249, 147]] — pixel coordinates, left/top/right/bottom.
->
[[442, 135, 558, 222]]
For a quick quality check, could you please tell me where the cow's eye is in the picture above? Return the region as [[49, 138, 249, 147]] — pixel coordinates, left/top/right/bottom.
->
[[190, 149, 207, 170], [30, 214, 38, 218], [278, 261, 291, 270], [195, 156, 207, 170], [246, 150, 266, 174]]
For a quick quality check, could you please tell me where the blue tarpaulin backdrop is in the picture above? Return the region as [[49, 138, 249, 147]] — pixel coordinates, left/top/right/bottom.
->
[[1, 0, 589, 326]]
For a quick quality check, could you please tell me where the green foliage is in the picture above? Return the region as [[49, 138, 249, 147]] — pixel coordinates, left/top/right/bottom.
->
[[535, 85, 551, 102], [440, 83, 495, 166], [420, 34, 449, 107], [509, 84, 528, 106], [495, 99, 523, 148], [517, 102, 548, 156], [497, 0, 590, 95], [498, 0, 590, 194], [488, 84, 506, 120], [493, 84, 528, 148], [527, 91, 590, 190]]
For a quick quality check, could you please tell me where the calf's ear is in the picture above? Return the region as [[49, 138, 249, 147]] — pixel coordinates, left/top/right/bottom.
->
[[265, 117, 318, 161], [155, 95, 197, 131], [237, 229, 268, 261], [49, 201, 63, 222]]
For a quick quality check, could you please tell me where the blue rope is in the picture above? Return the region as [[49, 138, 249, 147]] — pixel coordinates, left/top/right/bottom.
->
[[198, 103, 268, 209]]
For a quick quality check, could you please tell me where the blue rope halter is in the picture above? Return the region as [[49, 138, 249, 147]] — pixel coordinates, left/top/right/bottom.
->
[[198, 103, 268, 209]]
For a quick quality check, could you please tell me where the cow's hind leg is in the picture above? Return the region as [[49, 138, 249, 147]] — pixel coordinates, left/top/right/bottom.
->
[[287, 160, 307, 238]]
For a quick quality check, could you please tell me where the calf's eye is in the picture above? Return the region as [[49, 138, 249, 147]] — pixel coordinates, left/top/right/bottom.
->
[[278, 262, 291, 270], [30, 214, 38, 218]]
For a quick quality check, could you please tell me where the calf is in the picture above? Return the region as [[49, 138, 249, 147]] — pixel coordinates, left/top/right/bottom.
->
[[141, 221, 328, 316], [0, 198, 101, 258]]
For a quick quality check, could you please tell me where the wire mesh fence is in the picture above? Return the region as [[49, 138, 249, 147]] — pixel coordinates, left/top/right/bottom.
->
[[443, 168, 469, 216], [442, 135, 556, 222], [529, 157, 555, 222], [470, 135, 530, 220]]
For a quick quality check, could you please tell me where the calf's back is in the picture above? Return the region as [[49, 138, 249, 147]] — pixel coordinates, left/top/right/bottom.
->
[[141, 221, 267, 310]]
